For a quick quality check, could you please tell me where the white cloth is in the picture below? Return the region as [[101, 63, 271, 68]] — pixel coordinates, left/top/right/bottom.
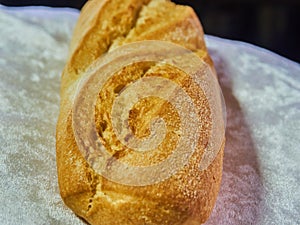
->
[[0, 5, 299, 225]]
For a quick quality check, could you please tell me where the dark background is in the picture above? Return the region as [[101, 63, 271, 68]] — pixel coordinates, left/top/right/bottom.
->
[[1, 0, 299, 63]]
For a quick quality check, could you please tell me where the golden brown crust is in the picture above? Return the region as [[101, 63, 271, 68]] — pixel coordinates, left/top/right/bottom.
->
[[56, 0, 224, 224]]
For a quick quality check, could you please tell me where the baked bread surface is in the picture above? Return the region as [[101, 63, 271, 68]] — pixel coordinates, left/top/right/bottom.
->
[[56, 0, 224, 224]]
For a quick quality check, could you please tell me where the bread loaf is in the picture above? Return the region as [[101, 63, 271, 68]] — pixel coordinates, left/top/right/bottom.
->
[[56, 0, 225, 224]]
